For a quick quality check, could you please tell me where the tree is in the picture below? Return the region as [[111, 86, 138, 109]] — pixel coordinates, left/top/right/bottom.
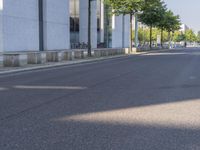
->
[[132, 28, 149, 44], [185, 29, 197, 43], [162, 10, 181, 48], [138, 0, 166, 49], [197, 31, 200, 43], [173, 31, 185, 42], [156, 3, 168, 47], [105, 0, 144, 52]]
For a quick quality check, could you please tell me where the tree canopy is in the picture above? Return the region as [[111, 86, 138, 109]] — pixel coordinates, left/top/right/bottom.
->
[[105, 0, 144, 15], [185, 29, 197, 42], [106, 0, 183, 49]]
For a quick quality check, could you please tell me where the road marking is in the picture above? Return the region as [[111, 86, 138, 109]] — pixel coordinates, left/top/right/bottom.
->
[[189, 76, 196, 80], [0, 87, 8, 91], [142, 52, 188, 56], [13, 85, 87, 90]]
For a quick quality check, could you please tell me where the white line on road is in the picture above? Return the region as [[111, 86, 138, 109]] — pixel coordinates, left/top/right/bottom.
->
[[13, 85, 88, 90], [0, 87, 8, 91]]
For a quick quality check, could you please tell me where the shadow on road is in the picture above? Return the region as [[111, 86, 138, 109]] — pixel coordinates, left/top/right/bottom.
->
[[1, 48, 200, 149]]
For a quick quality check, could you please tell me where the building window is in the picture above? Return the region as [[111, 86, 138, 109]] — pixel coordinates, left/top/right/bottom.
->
[[70, 0, 79, 44], [104, 4, 112, 48], [97, 0, 101, 44]]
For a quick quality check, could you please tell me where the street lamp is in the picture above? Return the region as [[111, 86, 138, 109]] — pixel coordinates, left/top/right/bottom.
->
[[38, 0, 44, 51], [88, 0, 96, 57]]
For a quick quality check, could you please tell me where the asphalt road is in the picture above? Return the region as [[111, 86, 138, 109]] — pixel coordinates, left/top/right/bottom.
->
[[1, 48, 200, 150]]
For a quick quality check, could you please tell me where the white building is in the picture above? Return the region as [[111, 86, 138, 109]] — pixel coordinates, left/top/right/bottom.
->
[[0, 0, 130, 53], [180, 24, 189, 33]]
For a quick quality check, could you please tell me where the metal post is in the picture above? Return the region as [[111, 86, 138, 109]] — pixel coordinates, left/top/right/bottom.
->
[[88, 0, 92, 57], [38, 0, 44, 51], [130, 13, 133, 53]]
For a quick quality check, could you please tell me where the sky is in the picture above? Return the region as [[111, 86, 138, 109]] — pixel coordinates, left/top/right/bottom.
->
[[164, 0, 200, 33]]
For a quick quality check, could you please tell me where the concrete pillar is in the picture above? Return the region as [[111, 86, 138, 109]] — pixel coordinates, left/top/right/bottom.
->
[[112, 14, 130, 48], [123, 15, 130, 48], [0, 0, 40, 52], [112, 14, 123, 48], [100, 0, 104, 43], [79, 0, 97, 48], [0, 0, 3, 53], [43, 0, 70, 50]]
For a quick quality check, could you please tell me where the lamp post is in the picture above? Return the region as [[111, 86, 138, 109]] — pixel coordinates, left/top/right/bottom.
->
[[38, 0, 44, 51], [88, 0, 96, 57], [130, 13, 133, 53]]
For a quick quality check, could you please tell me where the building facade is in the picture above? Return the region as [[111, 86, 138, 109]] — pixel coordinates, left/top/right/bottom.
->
[[180, 24, 189, 34], [0, 0, 130, 52]]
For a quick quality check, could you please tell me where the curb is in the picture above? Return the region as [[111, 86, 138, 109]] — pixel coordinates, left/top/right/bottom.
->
[[0, 48, 172, 75], [0, 54, 130, 75], [135, 48, 170, 54]]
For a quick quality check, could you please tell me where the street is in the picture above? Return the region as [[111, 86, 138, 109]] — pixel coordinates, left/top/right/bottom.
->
[[0, 48, 200, 150]]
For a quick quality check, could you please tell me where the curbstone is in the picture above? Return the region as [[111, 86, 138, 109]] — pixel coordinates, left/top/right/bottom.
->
[[27, 52, 42, 64], [94, 50, 101, 57], [46, 51, 59, 62], [74, 50, 84, 59], [3, 53, 27, 67], [62, 51, 74, 61]]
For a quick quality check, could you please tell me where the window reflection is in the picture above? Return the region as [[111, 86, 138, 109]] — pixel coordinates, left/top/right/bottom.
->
[[70, 0, 79, 44], [69, 0, 112, 48]]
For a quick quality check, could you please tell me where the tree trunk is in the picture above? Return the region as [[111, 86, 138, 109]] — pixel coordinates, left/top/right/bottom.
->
[[150, 26, 152, 49], [161, 29, 163, 48], [168, 31, 171, 49]]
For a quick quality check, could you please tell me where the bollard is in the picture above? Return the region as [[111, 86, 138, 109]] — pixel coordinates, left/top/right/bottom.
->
[[74, 50, 84, 59], [62, 51, 73, 61], [27, 52, 42, 64], [46, 51, 59, 62]]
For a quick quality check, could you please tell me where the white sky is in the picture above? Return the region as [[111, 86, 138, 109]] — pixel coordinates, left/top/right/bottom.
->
[[164, 0, 200, 32]]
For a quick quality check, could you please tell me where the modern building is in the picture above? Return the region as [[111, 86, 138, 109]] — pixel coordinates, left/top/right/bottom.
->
[[180, 24, 189, 34], [0, 0, 130, 53]]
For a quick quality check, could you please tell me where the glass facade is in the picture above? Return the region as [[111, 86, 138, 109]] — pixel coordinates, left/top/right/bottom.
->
[[70, 0, 79, 44], [69, 0, 112, 48], [97, 0, 101, 44], [104, 4, 112, 48]]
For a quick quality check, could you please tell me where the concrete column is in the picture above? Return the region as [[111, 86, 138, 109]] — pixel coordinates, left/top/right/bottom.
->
[[112, 14, 130, 48], [112, 14, 123, 48], [0, 0, 40, 52], [123, 14, 130, 48], [79, 0, 97, 48], [43, 0, 70, 50], [0, 0, 3, 52], [100, 0, 104, 43]]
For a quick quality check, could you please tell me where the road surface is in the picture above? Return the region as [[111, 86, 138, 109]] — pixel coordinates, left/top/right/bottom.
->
[[0, 48, 200, 150]]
